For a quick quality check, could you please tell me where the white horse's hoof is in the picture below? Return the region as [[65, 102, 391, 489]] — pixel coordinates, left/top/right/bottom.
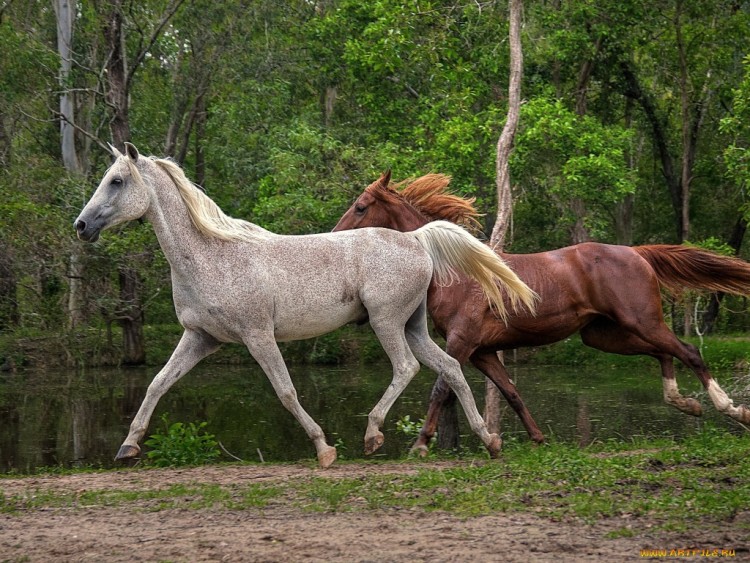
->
[[364, 431, 385, 455], [115, 444, 141, 461], [317, 446, 337, 468]]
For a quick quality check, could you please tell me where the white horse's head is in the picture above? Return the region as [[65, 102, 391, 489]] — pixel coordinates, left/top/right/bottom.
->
[[74, 142, 151, 242]]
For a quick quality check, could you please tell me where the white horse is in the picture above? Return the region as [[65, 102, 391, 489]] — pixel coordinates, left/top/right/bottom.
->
[[74, 143, 537, 468]]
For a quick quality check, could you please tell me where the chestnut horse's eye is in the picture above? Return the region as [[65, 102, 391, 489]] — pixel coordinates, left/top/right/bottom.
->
[[355, 204, 366, 214]]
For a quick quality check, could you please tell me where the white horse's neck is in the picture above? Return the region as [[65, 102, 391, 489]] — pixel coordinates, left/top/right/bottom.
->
[[142, 162, 223, 274]]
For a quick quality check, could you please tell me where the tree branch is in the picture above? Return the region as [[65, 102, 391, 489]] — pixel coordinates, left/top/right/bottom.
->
[[126, 0, 186, 90]]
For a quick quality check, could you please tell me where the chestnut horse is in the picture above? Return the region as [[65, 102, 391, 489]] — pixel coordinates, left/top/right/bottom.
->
[[333, 172, 750, 453]]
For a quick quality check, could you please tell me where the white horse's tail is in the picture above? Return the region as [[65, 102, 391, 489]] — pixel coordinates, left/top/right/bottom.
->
[[411, 220, 538, 322]]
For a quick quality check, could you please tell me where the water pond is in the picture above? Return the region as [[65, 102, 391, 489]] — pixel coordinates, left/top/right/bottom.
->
[[0, 359, 742, 473]]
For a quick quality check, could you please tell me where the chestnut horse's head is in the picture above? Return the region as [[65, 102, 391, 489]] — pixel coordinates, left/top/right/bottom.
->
[[332, 171, 482, 234], [332, 170, 423, 232]]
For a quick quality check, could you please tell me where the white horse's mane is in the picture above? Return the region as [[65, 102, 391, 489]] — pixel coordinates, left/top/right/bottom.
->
[[124, 155, 271, 243]]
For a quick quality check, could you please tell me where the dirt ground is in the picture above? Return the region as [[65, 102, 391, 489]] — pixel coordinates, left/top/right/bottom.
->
[[1, 461, 747, 562]]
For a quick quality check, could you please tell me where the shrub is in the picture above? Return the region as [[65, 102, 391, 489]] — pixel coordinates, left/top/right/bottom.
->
[[144, 414, 221, 467]]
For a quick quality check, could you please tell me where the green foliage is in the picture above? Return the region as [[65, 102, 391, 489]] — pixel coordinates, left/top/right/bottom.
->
[[144, 414, 221, 467], [721, 54, 750, 222], [512, 97, 636, 241], [394, 414, 424, 440], [3, 0, 750, 355]]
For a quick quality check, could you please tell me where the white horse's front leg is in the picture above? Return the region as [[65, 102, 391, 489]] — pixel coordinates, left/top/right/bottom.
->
[[245, 332, 336, 468], [116, 329, 221, 461]]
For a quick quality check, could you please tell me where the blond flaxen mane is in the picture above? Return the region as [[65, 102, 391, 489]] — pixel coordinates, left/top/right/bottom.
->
[[141, 156, 271, 243], [369, 174, 483, 233]]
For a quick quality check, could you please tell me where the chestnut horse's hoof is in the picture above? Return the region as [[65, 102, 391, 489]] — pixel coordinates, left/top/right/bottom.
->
[[317, 446, 337, 469], [115, 444, 141, 461], [682, 398, 703, 417], [486, 433, 502, 459], [364, 431, 385, 455]]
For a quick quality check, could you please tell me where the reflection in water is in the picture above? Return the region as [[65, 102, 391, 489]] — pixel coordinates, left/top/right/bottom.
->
[[0, 361, 741, 473]]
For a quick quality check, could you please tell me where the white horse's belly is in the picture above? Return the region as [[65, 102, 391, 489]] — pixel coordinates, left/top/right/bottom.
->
[[273, 301, 365, 342]]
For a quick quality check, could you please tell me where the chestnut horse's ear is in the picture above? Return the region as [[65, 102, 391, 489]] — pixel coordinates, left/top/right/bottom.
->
[[379, 169, 391, 188], [124, 142, 140, 162], [108, 143, 123, 159]]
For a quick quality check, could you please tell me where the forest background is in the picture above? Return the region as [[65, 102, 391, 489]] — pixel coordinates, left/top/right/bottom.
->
[[3, 0, 750, 369]]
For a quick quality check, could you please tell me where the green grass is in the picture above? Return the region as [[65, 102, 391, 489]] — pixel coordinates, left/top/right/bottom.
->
[[2, 426, 748, 535]]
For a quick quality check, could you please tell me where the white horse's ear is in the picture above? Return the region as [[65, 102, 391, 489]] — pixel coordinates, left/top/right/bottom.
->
[[124, 142, 140, 162], [108, 143, 123, 158]]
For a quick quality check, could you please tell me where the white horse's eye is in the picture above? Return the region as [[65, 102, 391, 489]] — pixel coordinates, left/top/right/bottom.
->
[[111, 177, 123, 186]]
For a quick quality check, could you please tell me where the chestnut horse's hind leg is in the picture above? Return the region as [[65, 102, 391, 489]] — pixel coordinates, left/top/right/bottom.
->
[[658, 358, 703, 416], [581, 317, 750, 424], [580, 319, 703, 417], [410, 376, 452, 456]]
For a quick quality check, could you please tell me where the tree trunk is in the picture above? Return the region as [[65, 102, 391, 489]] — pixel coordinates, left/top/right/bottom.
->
[[103, 0, 130, 149], [54, 0, 88, 329], [118, 267, 146, 365], [484, 0, 524, 435], [194, 92, 207, 186], [101, 0, 184, 364], [620, 61, 682, 243], [566, 33, 605, 245], [615, 98, 638, 245], [0, 243, 18, 330], [435, 393, 460, 451], [102, 0, 146, 364], [323, 86, 337, 128]]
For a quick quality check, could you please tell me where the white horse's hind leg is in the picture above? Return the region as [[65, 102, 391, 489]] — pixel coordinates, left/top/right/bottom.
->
[[365, 319, 421, 454], [405, 304, 502, 458], [117, 329, 221, 460], [245, 332, 336, 468]]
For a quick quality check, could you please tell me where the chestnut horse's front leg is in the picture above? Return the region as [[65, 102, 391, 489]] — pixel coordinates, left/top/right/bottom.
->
[[117, 329, 221, 460], [470, 350, 545, 444]]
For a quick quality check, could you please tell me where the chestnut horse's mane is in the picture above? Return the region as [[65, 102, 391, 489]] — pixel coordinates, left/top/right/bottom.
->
[[368, 174, 484, 233]]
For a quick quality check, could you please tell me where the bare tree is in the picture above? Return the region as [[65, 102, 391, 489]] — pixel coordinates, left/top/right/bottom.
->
[[54, 0, 86, 328], [485, 0, 523, 434]]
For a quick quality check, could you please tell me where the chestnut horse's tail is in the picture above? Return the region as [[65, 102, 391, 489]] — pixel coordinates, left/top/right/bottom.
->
[[634, 245, 750, 295], [411, 220, 538, 322]]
